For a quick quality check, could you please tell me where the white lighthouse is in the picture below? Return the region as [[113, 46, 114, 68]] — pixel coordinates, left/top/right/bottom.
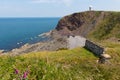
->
[[89, 0, 93, 11], [89, 5, 93, 11]]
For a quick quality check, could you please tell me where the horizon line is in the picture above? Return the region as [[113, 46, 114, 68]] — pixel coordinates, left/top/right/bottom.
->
[[0, 17, 61, 18]]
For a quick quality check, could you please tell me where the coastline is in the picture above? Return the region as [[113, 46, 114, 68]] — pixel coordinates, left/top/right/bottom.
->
[[1, 30, 68, 55], [0, 18, 60, 51], [2, 11, 120, 55], [0, 31, 51, 54]]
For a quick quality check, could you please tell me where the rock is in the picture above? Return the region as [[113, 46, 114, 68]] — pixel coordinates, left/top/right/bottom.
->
[[98, 54, 111, 64], [0, 50, 5, 55], [55, 11, 105, 37], [38, 31, 52, 37], [0, 50, 4, 53], [101, 54, 111, 59], [8, 36, 68, 55]]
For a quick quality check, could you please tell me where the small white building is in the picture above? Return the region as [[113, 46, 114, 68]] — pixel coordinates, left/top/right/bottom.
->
[[89, 5, 93, 11], [67, 36, 86, 49]]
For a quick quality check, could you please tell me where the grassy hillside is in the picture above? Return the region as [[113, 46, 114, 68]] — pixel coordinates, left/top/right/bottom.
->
[[88, 12, 120, 40], [0, 47, 120, 80]]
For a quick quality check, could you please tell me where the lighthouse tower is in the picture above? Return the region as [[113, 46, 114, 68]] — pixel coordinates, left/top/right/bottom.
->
[[89, 5, 92, 11], [89, 0, 93, 11]]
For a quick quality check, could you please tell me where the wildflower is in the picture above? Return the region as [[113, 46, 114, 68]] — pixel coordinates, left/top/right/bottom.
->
[[23, 71, 29, 79], [14, 68, 19, 74]]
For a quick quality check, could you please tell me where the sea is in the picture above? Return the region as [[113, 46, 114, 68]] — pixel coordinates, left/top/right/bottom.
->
[[0, 18, 60, 51]]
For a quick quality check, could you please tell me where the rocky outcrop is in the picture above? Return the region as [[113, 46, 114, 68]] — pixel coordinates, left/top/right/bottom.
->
[[0, 50, 4, 54], [8, 35, 67, 55], [55, 11, 120, 41], [98, 54, 111, 64], [55, 11, 105, 37]]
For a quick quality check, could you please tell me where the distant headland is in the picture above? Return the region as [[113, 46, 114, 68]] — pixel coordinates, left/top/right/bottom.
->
[[1, 11, 120, 55]]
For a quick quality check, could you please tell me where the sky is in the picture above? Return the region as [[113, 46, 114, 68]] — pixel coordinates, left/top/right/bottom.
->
[[0, 0, 120, 17]]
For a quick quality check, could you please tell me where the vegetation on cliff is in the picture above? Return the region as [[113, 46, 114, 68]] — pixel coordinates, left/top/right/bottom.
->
[[89, 12, 120, 40], [56, 11, 120, 41]]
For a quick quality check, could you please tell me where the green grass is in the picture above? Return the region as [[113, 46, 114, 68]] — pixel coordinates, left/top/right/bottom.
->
[[0, 47, 120, 80], [88, 12, 120, 40], [0, 48, 96, 80]]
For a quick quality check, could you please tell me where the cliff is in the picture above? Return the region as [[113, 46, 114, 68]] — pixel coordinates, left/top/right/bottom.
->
[[2, 11, 120, 54], [55, 11, 120, 41]]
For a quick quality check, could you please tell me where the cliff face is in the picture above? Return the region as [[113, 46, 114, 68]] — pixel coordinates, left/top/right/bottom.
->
[[55, 11, 120, 40], [56, 11, 103, 36]]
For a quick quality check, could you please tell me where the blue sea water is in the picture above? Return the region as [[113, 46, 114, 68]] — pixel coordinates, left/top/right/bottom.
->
[[0, 18, 60, 51]]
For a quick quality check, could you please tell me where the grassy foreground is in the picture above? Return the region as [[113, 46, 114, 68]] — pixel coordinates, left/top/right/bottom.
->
[[0, 47, 120, 80]]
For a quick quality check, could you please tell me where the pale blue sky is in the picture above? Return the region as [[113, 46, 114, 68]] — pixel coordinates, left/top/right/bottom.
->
[[0, 0, 120, 17]]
